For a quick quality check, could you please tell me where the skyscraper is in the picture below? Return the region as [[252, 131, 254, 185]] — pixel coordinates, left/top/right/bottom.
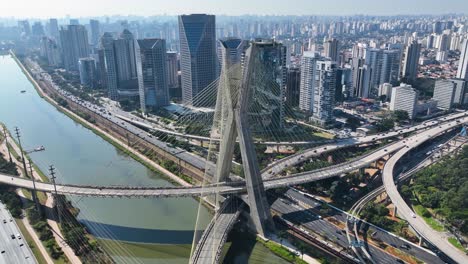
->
[[286, 67, 301, 107], [364, 48, 384, 97], [78, 58, 97, 88], [312, 60, 336, 125], [178, 14, 217, 106], [380, 50, 401, 85], [60, 25, 90, 71], [166, 51, 179, 89], [248, 40, 286, 132], [401, 40, 421, 81], [456, 38, 468, 81], [48, 18, 59, 41], [351, 57, 365, 97], [114, 29, 137, 82], [90, 19, 101, 47], [323, 38, 339, 63], [99, 32, 118, 99], [300, 52, 320, 112], [135, 39, 169, 112]]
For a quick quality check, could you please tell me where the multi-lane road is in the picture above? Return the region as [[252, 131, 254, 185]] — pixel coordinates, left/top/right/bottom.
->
[[382, 121, 468, 264], [0, 202, 36, 264]]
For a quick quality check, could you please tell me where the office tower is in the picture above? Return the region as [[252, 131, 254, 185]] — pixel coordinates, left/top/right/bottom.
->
[[449, 78, 467, 105], [323, 38, 339, 63], [286, 67, 301, 107], [390, 83, 418, 119], [100, 32, 118, 99], [218, 38, 248, 66], [401, 40, 421, 81], [31, 22, 45, 37], [245, 40, 287, 132], [17, 20, 31, 36], [90, 19, 101, 47], [380, 50, 401, 85], [456, 39, 468, 81], [48, 19, 59, 41], [300, 52, 320, 112], [433, 80, 455, 110], [178, 14, 217, 106], [40, 37, 61, 67], [70, 19, 79, 25], [60, 25, 90, 71], [351, 57, 365, 97], [311, 60, 336, 125], [135, 39, 169, 112], [166, 51, 179, 89], [378, 83, 393, 100], [113, 29, 137, 82], [78, 58, 97, 88], [364, 48, 384, 97], [339, 67, 352, 99]]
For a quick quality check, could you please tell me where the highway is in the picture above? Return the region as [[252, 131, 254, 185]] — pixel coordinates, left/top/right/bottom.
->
[[0, 202, 36, 264], [1, 112, 468, 197], [281, 189, 446, 264], [382, 119, 468, 264]]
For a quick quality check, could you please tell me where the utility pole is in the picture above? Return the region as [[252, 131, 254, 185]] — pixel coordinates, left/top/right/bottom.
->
[[49, 165, 61, 224], [14, 127, 28, 178], [2, 126, 12, 163], [28, 158, 40, 212]]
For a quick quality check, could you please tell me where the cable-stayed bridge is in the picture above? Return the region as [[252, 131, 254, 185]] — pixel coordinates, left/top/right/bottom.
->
[[8, 47, 468, 264]]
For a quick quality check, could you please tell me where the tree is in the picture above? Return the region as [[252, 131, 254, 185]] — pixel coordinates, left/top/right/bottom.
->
[[393, 110, 409, 122], [376, 118, 394, 132], [297, 242, 307, 260], [346, 116, 361, 131]]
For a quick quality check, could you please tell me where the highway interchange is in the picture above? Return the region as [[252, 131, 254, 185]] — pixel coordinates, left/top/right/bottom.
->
[[23, 59, 468, 263]]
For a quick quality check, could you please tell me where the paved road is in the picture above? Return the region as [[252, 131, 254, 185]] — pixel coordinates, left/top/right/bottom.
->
[[382, 120, 468, 264], [0, 202, 36, 264], [284, 189, 445, 264]]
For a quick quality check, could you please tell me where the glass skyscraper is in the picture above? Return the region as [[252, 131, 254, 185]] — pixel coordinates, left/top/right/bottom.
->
[[178, 14, 217, 106]]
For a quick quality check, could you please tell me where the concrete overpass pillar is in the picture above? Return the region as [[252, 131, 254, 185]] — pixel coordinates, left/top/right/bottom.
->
[[359, 167, 365, 175], [392, 206, 397, 218]]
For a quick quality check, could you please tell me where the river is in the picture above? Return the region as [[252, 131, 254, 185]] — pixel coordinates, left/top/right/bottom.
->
[[0, 55, 287, 264]]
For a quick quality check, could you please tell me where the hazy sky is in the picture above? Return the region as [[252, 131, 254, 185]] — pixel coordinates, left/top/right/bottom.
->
[[1, 0, 468, 18]]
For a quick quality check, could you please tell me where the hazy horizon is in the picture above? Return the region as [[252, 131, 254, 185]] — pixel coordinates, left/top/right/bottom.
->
[[2, 0, 468, 19]]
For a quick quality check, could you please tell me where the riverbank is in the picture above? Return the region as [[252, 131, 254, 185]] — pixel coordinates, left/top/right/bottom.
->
[[11, 52, 191, 188]]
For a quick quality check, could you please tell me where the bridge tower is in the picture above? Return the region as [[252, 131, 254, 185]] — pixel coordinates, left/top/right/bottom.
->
[[213, 39, 275, 237]]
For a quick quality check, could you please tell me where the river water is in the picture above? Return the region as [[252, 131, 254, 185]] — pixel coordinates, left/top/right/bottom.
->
[[0, 55, 287, 264]]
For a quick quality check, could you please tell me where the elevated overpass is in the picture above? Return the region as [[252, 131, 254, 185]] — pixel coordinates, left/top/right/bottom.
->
[[382, 121, 468, 264]]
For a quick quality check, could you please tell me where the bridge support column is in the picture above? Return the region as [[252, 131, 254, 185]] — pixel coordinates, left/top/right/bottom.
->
[[392, 206, 397, 218]]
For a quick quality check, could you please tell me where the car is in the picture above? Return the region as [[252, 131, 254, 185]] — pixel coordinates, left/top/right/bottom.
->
[[411, 213, 416, 218], [1, 250, 5, 254], [396, 259, 404, 263], [19, 244, 24, 247], [2, 220, 6, 224], [11, 234, 15, 239], [17, 234, 21, 240]]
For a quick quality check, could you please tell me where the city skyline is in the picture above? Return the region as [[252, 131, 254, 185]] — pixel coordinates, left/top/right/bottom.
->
[[2, 0, 468, 19]]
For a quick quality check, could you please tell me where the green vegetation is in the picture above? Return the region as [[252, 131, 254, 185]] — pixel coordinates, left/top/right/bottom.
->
[[15, 219, 50, 264], [412, 205, 445, 231], [404, 145, 468, 236], [448, 237, 467, 253], [256, 237, 308, 264], [376, 118, 395, 132]]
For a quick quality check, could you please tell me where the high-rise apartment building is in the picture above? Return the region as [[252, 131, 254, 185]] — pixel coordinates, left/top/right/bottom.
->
[[449, 78, 467, 105], [433, 79, 455, 110], [60, 25, 90, 71], [135, 39, 170, 112], [380, 49, 401, 85], [40, 37, 61, 67], [401, 40, 421, 81], [178, 14, 217, 106], [311, 60, 336, 125], [456, 38, 468, 81], [114, 29, 137, 82], [299, 52, 336, 125], [323, 38, 339, 63], [390, 83, 418, 119], [166, 51, 179, 89]]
